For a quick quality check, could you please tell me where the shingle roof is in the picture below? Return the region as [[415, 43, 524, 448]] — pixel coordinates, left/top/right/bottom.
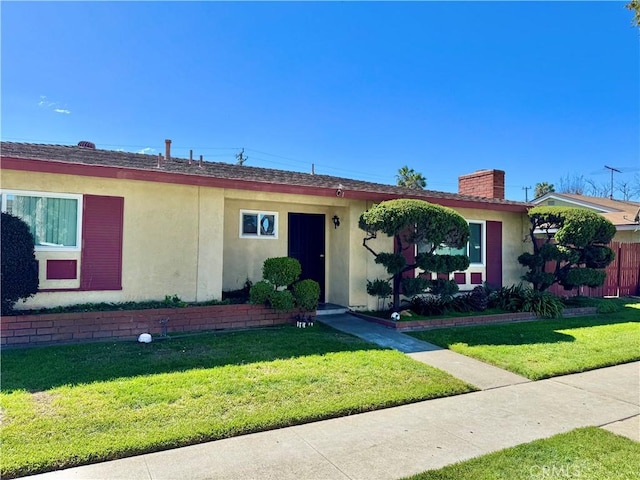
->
[[1, 141, 528, 208], [533, 192, 640, 227]]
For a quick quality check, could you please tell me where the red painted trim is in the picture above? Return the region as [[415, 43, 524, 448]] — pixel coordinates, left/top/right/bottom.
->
[[2, 157, 528, 213], [486, 221, 503, 288], [81, 195, 124, 290], [470, 272, 483, 284], [454, 272, 466, 284], [46, 260, 77, 280]]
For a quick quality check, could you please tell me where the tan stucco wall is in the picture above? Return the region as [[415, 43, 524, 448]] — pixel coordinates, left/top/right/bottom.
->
[[3, 169, 532, 311], [346, 200, 393, 311], [2, 170, 224, 308], [221, 190, 349, 302]]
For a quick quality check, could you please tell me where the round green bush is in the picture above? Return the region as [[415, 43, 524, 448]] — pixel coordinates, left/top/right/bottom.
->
[[1, 213, 39, 314], [262, 257, 301, 288], [293, 279, 321, 312], [249, 280, 274, 305], [596, 301, 622, 314], [269, 289, 295, 311]]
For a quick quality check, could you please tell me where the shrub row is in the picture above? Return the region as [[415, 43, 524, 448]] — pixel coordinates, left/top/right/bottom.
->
[[409, 284, 566, 319]]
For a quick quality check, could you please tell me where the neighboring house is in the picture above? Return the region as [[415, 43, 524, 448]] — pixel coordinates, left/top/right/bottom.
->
[[532, 192, 640, 296], [532, 192, 640, 243], [1, 140, 531, 311]]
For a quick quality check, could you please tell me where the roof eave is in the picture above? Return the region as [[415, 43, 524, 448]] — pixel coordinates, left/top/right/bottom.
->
[[1, 156, 528, 213]]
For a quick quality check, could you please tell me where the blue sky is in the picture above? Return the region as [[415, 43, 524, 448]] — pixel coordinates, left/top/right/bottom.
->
[[2, 1, 638, 201]]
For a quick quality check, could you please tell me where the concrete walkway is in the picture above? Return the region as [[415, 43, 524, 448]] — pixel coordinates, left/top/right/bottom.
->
[[22, 314, 639, 480], [320, 314, 530, 390]]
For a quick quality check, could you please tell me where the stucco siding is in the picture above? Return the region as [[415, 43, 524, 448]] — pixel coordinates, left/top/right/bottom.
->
[[3, 170, 206, 307], [3, 168, 532, 311], [222, 191, 349, 302]]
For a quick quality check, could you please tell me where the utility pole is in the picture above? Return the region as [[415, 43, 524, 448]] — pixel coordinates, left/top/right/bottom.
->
[[604, 165, 621, 199], [235, 148, 248, 166], [522, 186, 532, 202]]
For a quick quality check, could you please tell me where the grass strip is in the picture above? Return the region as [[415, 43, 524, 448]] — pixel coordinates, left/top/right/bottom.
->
[[409, 301, 640, 380], [403, 427, 640, 480], [1, 324, 474, 478]]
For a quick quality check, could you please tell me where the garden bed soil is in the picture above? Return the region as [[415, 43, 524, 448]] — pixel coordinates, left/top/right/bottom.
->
[[351, 307, 598, 332]]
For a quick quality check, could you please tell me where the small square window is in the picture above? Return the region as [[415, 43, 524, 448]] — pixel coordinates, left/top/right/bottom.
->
[[240, 210, 278, 239]]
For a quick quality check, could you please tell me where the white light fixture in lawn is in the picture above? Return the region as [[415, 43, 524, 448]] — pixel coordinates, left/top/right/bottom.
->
[[138, 333, 153, 343]]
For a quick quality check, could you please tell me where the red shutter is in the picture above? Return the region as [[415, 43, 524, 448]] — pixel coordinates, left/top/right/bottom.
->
[[486, 221, 502, 288], [80, 195, 124, 290]]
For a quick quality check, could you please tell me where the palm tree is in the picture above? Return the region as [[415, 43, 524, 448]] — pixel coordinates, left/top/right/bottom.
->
[[534, 182, 555, 199], [396, 166, 427, 190]]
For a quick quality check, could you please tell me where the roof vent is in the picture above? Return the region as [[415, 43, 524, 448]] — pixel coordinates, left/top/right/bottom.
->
[[78, 141, 96, 149]]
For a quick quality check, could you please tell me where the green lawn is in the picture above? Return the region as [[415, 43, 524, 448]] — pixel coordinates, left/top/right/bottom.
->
[[0, 324, 474, 478], [404, 427, 640, 480], [409, 300, 640, 380]]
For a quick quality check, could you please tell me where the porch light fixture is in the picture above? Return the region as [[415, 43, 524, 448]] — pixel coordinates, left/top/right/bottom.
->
[[332, 215, 340, 229]]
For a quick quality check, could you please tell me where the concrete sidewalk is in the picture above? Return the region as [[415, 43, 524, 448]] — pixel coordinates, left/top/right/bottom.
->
[[24, 362, 639, 480], [320, 314, 530, 390]]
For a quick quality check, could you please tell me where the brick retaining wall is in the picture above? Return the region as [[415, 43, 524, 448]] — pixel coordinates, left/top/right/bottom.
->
[[1, 304, 298, 347], [352, 307, 598, 332]]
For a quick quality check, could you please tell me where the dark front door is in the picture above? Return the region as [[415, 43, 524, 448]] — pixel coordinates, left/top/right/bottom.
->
[[288, 213, 325, 302]]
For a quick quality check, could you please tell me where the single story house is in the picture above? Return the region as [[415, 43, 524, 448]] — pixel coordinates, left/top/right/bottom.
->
[[532, 192, 640, 296], [1, 140, 531, 311], [532, 192, 640, 244]]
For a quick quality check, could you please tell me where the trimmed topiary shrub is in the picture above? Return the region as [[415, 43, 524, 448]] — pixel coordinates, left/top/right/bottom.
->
[[359, 198, 470, 310], [429, 278, 459, 301], [519, 206, 616, 292], [262, 257, 301, 289], [249, 280, 274, 305], [269, 289, 295, 311], [293, 279, 321, 313], [401, 277, 430, 298], [1, 212, 39, 314]]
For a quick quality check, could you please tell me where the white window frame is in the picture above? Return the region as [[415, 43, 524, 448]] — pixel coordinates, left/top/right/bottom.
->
[[239, 210, 278, 239], [467, 220, 486, 266], [416, 219, 486, 267], [1, 190, 83, 252]]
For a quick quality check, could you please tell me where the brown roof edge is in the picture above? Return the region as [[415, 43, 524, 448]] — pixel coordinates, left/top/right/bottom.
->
[[0, 142, 530, 212]]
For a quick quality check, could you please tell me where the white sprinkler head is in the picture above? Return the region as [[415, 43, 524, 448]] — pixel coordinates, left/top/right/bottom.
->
[[138, 333, 153, 343], [391, 312, 401, 321]]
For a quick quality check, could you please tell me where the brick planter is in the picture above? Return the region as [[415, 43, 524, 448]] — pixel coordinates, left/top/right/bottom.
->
[[1, 304, 300, 347], [351, 307, 598, 332]]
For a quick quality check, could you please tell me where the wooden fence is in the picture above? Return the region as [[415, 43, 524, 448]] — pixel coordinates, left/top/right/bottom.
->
[[549, 241, 640, 298]]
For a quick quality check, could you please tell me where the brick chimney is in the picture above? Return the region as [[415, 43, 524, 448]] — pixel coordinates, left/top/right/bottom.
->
[[165, 139, 171, 161], [458, 169, 505, 199]]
